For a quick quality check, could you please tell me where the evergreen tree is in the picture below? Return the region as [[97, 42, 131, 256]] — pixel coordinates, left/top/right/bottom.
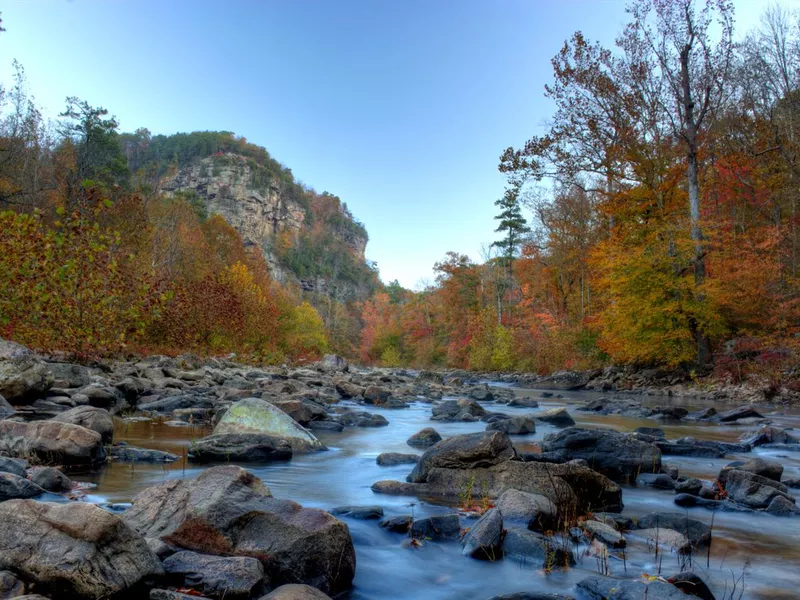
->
[[491, 181, 530, 268]]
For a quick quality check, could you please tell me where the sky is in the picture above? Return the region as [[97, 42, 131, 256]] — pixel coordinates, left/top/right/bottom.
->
[[0, 0, 785, 289]]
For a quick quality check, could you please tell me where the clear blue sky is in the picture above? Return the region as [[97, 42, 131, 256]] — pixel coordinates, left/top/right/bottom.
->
[[0, 0, 777, 289]]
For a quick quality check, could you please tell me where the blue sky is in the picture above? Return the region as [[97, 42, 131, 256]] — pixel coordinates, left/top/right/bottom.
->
[[0, 0, 781, 288]]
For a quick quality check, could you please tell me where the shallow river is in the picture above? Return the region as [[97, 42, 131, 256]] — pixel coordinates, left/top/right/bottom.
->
[[71, 387, 800, 599]]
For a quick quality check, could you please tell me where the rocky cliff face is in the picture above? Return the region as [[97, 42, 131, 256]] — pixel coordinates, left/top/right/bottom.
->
[[161, 153, 371, 299]]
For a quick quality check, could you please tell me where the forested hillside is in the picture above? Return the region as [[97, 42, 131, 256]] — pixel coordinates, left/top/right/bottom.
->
[[0, 65, 376, 360], [359, 2, 800, 387]]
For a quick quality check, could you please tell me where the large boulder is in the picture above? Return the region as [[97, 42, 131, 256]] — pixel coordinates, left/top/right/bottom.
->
[[163, 550, 265, 600], [50, 405, 115, 444], [0, 340, 53, 404], [494, 489, 557, 532], [577, 576, 686, 599], [0, 420, 106, 466], [534, 407, 575, 427], [123, 466, 355, 596], [431, 399, 487, 421], [723, 469, 795, 509], [718, 457, 783, 484], [260, 584, 333, 600], [540, 427, 661, 483], [408, 431, 516, 483], [502, 529, 574, 569], [0, 499, 162, 599], [407, 427, 442, 447], [486, 415, 536, 435], [742, 426, 798, 447], [188, 434, 293, 463], [461, 508, 503, 560], [635, 512, 711, 547], [0, 472, 45, 500], [213, 398, 324, 452]]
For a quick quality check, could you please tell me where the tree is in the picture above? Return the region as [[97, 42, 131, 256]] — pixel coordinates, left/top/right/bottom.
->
[[490, 181, 531, 322]]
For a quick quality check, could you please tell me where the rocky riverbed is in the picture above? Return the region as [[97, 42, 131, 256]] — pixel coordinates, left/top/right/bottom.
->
[[0, 339, 799, 599]]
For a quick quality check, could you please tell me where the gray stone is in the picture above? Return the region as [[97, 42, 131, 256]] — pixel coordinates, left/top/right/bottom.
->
[[407, 427, 442, 447], [50, 406, 114, 443], [461, 508, 503, 560], [163, 550, 265, 600]]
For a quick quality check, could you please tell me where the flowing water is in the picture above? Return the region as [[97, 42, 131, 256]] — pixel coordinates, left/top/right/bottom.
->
[[70, 388, 800, 599]]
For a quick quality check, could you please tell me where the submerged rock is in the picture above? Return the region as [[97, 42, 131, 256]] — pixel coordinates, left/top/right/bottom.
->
[[376, 452, 419, 466], [111, 444, 180, 463], [0, 499, 162, 599], [409, 514, 461, 540], [123, 465, 355, 596]]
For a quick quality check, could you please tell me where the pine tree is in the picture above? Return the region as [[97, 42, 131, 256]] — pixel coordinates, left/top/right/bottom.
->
[[491, 181, 530, 323]]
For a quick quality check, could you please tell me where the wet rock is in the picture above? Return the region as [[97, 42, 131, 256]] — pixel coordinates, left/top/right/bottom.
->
[[590, 513, 633, 532], [139, 394, 213, 413], [431, 399, 487, 421], [212, 398, 324, 451], [716, 405, 763, 422], [673, 494, 752, 512], [338, 411, 388, 427], [0, 456, 26, 477], [674, 478, 704, 496], [50, 405, 114, 443], [502, 529, 574, 568], [329, 505, 383, 519], [486, 595, 574, 600], [540, 427, 661, 483], [28, 466, 72, 492], [0, 472, 45, 500], [78, 385, 123, 410], [495, 489, 557, 532], [765, 495, 800, 516], [268, 400, 328, 427], [581, 520, 625, 548], [408, 431, 516, 483], [306, 420, 344, 432], [187, 433, 293, 463], [534, 407, 575, 427], [487, 415, 536, 435], [742, 425, 798, 447], [407, 427, 442, 447], [634, 528, 691, 554], [333, 379, 364, 399], [719, 457, 783, 484], [635, 512, 711, 546], [150, 590, 211, 600], [0, 569, 25, 597], [685, 407, 717, 421], [650, 406, 688, 421], [0, 395, 13, 417], [655, 437, 748, 458], [376, 452, 418, 466], [635, 426, 666, 438], [577, 576, 687, 599], [579, 398, 652, 418], [662, 463, 680, 479], [724, 469, 794, 509], [667, 572, 716, 600], [528, 370, 588, 391], [636, 473, 676, 490], [461, 508, 503, 560], [784, 478, 800, 489], [0, 499, 162, 599], [507, 397, 540, 408], [259, 584, 333, 600], [417, 370, 443, 385], [363, 385, 391, 404], [0, 420, 106, 466], [123, 465, 355, 595], [111, 444, 180, 463], [468, 386, 495, 401], [163, 550, 265, 600], [378, 515, 412, 534], [410, 514, 461, 540]]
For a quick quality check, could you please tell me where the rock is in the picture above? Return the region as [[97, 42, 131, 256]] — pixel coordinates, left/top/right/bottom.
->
[[461, 508, 503, 560], [268, 400, 327, 427], [719, 457, 783, 484], [362, 385, 391, 404], [634, 528, 691, 554], [187, 433, 293, 463], [0, 472, 45, 501], [716, 405, 763, 422], [507, 397, 539, 408], [333, 379, 363, 399], [468, 386, 495, 401], [307, 420, 344, 432], [0, 395, 13, 417], [742, 425, 798, 447], [577, 576, 687, 599], [636, 473, 676, 490], [0, 340, 53, 403], [651, 406, 688, 421], [376, 452, 418, 466], [685, 407, 717, 421], [431, 399, 487, 421], [0, 420, 106, 466], [123, 465, 355, 595], [580, 520, 625, 548], [673, 494, 753, 512], [528, 370, 588, 391], [79, 385, 122, 409], [636, 512, 711, 547], [407, 427, 442, 447], [540, 427, 661, 483], [111, 445, 180, 463], [378, 515, 412, 534], [0, 499, 162, 599], [724, 469, 794, 509], [408, 431, 516, 483], [47, 362, 92, 388], [50, 405, 115, 443], [487, 415, 536, 435], [151, 590, 212, 600], [667, 572, 716, 600], [0, 570, 25, 597], [655, 437, 747, 458], [163, 550, 265, 600], [590, 513, 633, 532], [28, 466, 72, 492], [784, 478, 800, 489], [320, 355, 349, 373], [212, 398, 324, 452], [636, 426, 666, 438], [139, 394, 213, 413], [534, 407, 575, 427], [329, 505, 383, 519], [662, 463, 679, 479], [259, 584, 333, 600], [494, 489, 557, 532], [579, 398, 652, 417], [417, 370, 444, 385], [0, 456, 26, 477], [337, 411, 388, 427], [502, 529, 574, 568], [486, 595, 574, 600], [765, 495, 800, 516], [409, 514, 461, 540], [674, 478, 704, 496]]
